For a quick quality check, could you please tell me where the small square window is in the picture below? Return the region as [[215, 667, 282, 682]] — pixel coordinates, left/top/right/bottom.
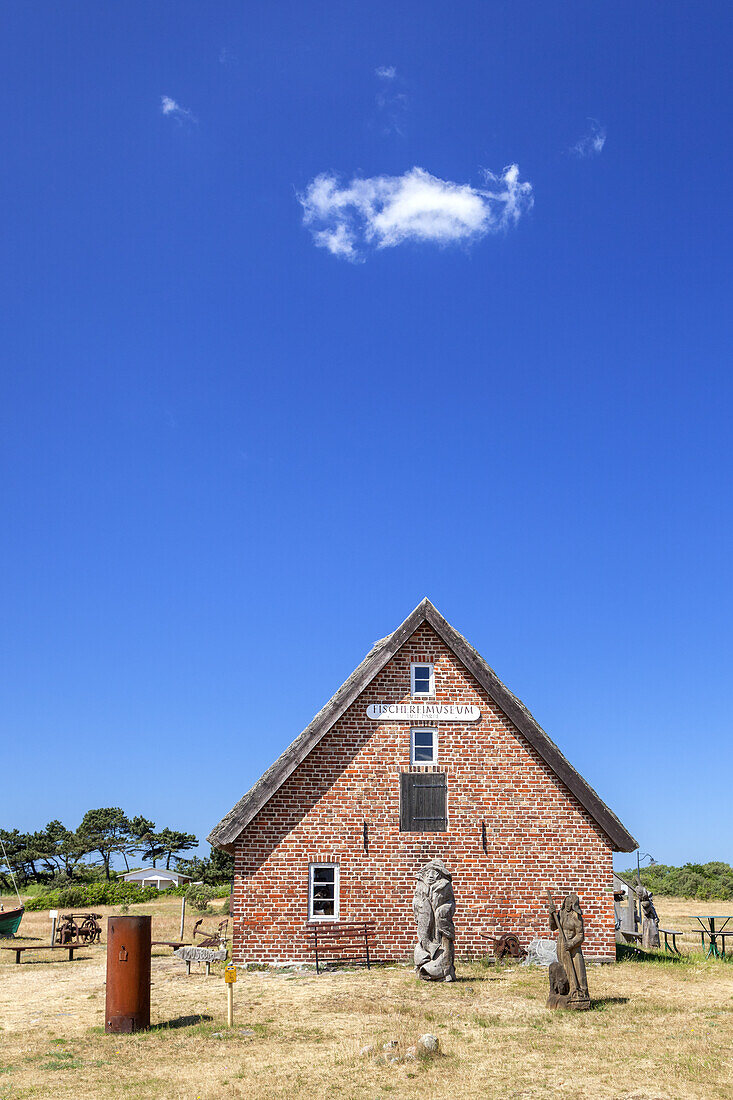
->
[[309, 863, 339, 921], [411, 727, 437, 764], [411, 662, 434, 696]]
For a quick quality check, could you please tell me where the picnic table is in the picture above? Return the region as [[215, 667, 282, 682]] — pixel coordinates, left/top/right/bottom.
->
[[687, 915, 733, 959]]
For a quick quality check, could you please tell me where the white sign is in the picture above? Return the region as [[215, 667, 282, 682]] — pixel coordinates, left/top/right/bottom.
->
[[366, 703, 480, 722], [49, 910, 58, 920]]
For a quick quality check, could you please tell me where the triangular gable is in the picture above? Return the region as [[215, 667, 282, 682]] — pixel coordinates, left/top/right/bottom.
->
[[208, 599, 637, 852]]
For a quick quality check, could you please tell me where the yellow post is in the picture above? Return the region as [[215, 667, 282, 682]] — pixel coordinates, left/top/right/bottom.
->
[[224, 963, 236, 1028]]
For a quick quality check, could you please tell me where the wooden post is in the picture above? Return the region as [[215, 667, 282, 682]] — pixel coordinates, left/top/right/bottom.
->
[[224, 963, 236, 1027], [179, 896, 186, 942]]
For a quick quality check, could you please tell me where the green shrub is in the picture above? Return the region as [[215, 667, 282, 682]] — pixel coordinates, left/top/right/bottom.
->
[[621, 862, 733, 901], [56, 886, 88, 908], [167, 883, 230, 899], [23, 878, 230, 911], [25, 882, 161, 911], [185, 884, 214, 913]]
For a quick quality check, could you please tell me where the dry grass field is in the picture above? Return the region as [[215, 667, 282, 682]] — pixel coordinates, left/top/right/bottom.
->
[[1, 893, 733, 1100]]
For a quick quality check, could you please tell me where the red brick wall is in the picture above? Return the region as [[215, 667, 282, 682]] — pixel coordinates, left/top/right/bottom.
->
[[231, 624, 617, 965]]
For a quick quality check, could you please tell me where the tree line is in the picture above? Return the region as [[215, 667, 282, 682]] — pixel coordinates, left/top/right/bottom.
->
[[624, 861, 733, 901], [0, 808, 198, 887]]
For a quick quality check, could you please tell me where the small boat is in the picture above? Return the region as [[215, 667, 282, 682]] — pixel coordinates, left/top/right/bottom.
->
[[0, 905, 24, 937], [0, 835, 24, 936]]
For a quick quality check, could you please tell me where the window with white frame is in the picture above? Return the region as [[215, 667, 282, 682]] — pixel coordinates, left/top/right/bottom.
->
[[411, 727, 437, 765], [308, 863, 339, 920], [411, 662, 434, 696]]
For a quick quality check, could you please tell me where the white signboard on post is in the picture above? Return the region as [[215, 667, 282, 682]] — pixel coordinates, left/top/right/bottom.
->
[[366, 703, 480, 722]]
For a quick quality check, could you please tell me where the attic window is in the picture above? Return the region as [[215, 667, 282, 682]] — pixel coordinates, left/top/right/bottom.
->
[[411, 662, 434, 696]]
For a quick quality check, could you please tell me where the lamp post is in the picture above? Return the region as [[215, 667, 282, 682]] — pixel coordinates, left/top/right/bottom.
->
[[636, 852, 656, 879]]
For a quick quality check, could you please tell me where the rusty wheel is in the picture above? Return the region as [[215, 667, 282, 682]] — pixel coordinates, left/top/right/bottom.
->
[[79, 917, 101, 943], [502, 934, 525, 958]]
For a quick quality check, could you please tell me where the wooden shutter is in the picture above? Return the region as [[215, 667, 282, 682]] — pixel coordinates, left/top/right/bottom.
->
[[400, 773, 447, 832]]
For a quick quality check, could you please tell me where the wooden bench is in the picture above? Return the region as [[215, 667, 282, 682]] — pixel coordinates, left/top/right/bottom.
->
[[659, 928, 685, 955], [1, 944, 87, 964], [307, 921, 376, 974]]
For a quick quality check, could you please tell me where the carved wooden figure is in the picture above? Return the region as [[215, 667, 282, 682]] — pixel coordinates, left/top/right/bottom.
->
[[635, 880, 660, 950], [547, 891, 590, 1010], [413, 859, 456, 982]]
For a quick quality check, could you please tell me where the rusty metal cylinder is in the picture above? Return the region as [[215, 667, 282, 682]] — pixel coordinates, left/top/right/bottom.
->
[[105, 915, 151, 1033]]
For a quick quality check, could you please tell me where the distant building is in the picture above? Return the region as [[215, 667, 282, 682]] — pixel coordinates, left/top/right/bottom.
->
[[210, 599, 636, 966], [121, 868, 192, 889]]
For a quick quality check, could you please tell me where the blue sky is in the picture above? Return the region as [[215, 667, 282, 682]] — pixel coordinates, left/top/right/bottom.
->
[[2, 2, 731, 871]]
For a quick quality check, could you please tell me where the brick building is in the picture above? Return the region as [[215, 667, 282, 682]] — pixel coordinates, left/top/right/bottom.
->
[[209, 599, 635, 965]]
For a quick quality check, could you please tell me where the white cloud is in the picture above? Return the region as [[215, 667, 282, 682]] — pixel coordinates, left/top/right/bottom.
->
[[299, 165, 533, 260], [160, 95, 195, 123], [375, 65, 396, 80], [571, 119, 606, 157], [313, 223, 357, 259]]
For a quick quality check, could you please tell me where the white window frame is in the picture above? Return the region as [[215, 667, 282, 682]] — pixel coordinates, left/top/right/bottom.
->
[[410, 661, 435, 697], [411, 727, 438, 765], [308, 862, 340, 922]]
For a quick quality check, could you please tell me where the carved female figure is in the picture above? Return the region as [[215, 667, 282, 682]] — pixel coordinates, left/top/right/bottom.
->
[[548, 892, 589, 1005]]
